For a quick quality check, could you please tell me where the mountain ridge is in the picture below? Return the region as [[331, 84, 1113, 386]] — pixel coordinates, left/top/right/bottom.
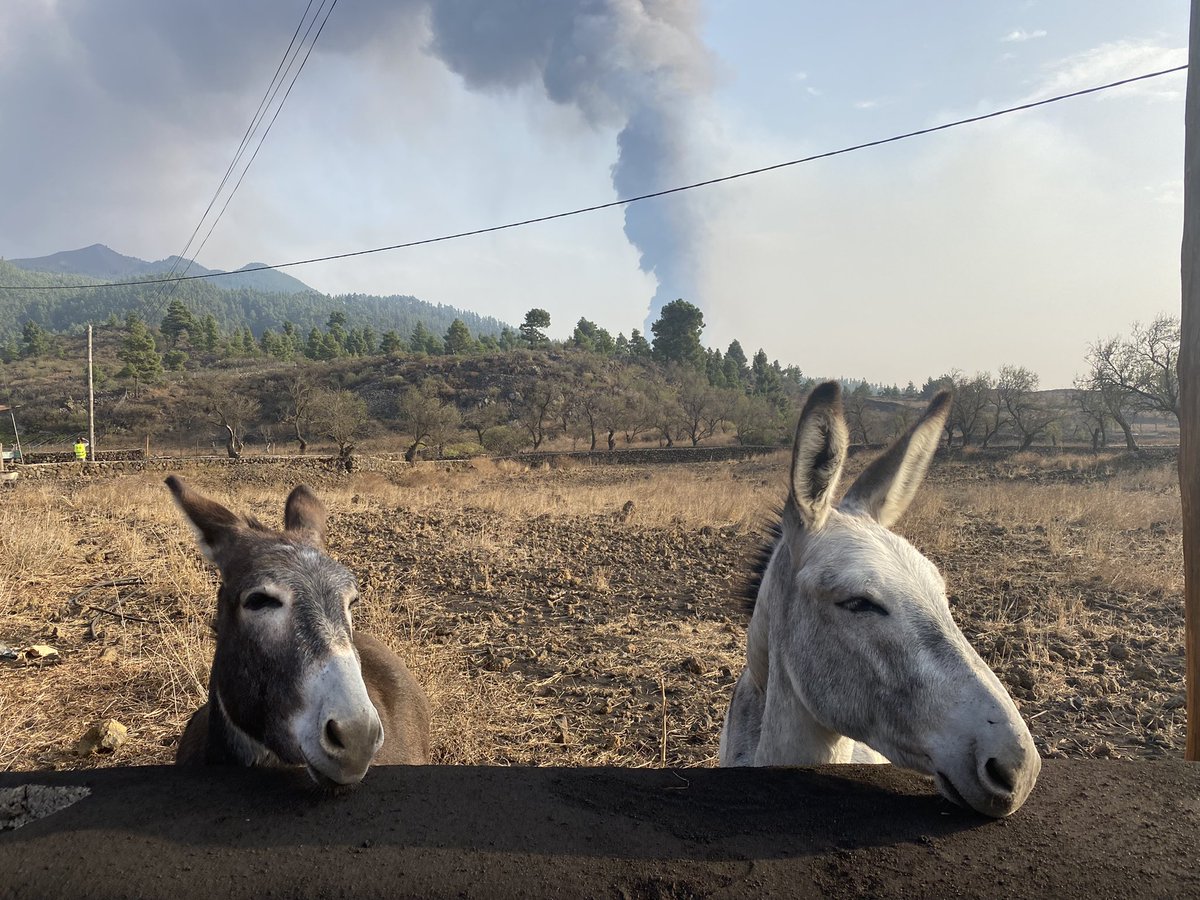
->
[[8, 243, 314, 294]]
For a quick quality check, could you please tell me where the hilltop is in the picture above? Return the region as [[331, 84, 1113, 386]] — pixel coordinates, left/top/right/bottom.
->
[[9, 244, 313, 294]]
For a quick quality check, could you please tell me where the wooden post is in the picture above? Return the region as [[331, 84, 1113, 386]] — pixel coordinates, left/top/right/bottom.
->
[[87, 323, 96, 462], [1, 442, 4, 473], [1182, 0, 1200, 761]]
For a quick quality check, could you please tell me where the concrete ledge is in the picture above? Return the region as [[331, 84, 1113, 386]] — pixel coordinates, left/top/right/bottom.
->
[[1, 762, 1197, 899]]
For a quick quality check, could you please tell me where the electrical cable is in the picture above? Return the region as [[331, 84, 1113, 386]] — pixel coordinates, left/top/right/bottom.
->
[[2, 62, 1185, 293]]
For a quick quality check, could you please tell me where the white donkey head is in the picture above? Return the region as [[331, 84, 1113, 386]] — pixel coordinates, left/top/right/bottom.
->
[[722, 381, 1040, 817]]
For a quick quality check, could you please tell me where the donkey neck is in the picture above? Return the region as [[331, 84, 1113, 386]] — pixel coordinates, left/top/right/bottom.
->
[[206, 681, 283, 768], [748, 534, 887, 767]]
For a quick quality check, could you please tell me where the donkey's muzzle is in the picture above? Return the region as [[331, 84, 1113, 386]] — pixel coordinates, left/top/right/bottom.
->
[[314, 709, 384, 784], [936, 726, 1041, 818], [300, 650, 386, 785]]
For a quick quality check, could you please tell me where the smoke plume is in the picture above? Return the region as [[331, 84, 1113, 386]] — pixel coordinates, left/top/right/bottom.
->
[[0, 1, 712, 323], [419, 0, 714, 324]]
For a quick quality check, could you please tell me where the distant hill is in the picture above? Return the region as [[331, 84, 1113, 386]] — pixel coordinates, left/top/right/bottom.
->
[[8, 244, 314, 294], [0, 258, 511, 346]]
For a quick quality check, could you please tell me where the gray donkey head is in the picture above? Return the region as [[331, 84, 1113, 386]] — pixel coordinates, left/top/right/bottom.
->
[[167, 476, 383, 785]]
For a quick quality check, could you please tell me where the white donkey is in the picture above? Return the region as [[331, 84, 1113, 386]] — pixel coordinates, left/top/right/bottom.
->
[[720, 382, 1040, 817]]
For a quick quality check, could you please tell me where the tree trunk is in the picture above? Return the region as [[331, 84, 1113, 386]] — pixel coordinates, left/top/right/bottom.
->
[[293, 420, 307, 454], [224, 424, 241, 459], [405, 442, 419, 463], [607, 430, 616, 451], [1115, 416, 1138, 450]]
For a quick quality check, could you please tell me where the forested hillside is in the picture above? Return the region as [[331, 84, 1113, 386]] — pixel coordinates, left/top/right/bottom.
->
[[0, 279, 1179, 460], [0, 259, 509, 346]]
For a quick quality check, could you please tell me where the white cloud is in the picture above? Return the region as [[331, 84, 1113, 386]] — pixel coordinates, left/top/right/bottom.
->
[[854, 99, 878, 110], [1028, 40, 1187, 102], [692, 80, 1184, 389], [1001, 29, 1047, 43], [1146, 179, 1183, 206]]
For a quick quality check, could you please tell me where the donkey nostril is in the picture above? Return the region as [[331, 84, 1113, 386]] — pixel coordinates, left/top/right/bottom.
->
[[324, 718, 346, 751], [984, 757, 1015, 794]]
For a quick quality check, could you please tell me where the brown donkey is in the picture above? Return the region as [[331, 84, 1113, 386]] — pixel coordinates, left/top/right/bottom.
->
[[168, 477, 430, 784]]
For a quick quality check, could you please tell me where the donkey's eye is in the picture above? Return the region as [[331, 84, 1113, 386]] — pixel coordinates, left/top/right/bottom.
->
[[243, 591, 283, 611], [837, 596, 888, 616]]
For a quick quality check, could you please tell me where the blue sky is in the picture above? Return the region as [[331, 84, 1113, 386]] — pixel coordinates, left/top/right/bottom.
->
[[0, 1, 1189, 387]]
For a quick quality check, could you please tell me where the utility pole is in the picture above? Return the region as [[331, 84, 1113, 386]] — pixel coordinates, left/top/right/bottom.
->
[[1181, 0, 1200, 761], [87, 323, 96, 462]]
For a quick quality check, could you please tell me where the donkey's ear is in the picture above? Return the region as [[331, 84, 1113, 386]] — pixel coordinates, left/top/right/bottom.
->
[[840, 391, 951, 527], [284, 485, 327, 548], [788, 381, 848, 531], [165, 476, 244, 563]]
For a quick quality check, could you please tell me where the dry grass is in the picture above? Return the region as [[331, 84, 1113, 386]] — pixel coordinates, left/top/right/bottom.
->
[[0, 449, 1187, 771]]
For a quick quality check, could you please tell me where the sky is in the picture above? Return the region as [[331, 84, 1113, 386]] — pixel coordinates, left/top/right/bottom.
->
[[0, 0, 1189, 388]]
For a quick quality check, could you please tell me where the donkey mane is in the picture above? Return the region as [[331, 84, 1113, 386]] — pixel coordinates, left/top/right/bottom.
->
[[739, 513, 783, 618]]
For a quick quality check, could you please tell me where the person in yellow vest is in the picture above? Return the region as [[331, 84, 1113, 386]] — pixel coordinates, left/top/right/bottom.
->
[[74, 439, 88, 461]]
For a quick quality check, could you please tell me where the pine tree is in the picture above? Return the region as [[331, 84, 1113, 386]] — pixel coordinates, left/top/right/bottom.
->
[[650, 298, 705, 368], [380, 330, 404, 354], [118, 315, 163, 396], [21, 321, 51, 358], [159, 300, 197, 348], [724, 340, 749, 387], [444, 319, 475, 355], [628, 329, 652, 359], [519, 308, 551, 347], [305, 327, 324, 360], [200, 314, 220, 352]]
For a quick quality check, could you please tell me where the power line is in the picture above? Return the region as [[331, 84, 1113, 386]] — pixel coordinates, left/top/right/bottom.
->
[[3, 62, 1186, 294], [144, 0, 338, 322], [159, 0, 339, 307], [153, 0, 318, 296]]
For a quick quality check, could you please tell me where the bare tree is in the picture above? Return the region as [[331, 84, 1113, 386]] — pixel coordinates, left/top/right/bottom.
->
[[843, 382, 875, 444], [674, 366, 723, 446], [574, 377, 607, 450], [616, 371, 657, 445], [1086, 315, 1181, 428], [979, 382, 1009, 448], [730, 393, 781, 445], [996, 365, 1057, 450], [946, 371, 994, 447], [396, 380, 461, 462], [1079, 337, 1142, 449], [510, 375, 560, 451], [1070, 387, 1111, 450], [282, 371, 316, 454], [1128, 314, 1181, 421], [201, 385, 260, 459], [593, 369, 645, 450], [461, 389, 507, 444], [313, 388, 369, 466], [639, 373, 681, 447]]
